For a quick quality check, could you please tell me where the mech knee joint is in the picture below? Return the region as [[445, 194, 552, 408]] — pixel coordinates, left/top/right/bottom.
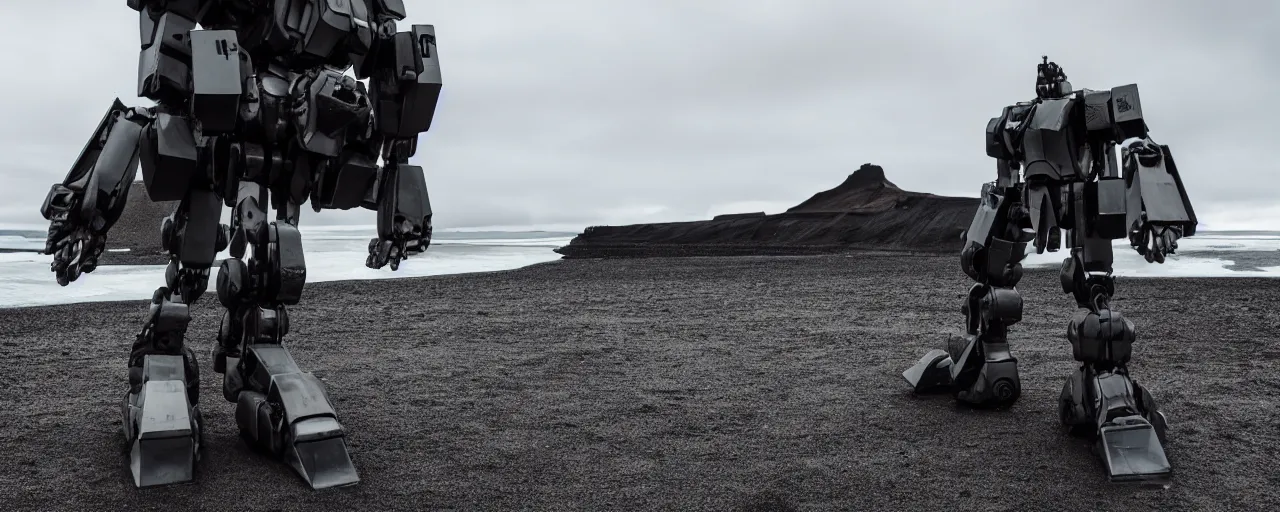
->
[[134, 292, 192, 359], [217, 222, 306, 306], [1067, 308, 1135, 368], [974, 284, 1023, 330], [159, 190, 227, 268], [960, 183, 1032, 287]]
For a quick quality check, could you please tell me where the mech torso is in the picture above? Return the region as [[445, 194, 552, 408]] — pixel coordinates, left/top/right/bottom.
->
[[138, 0, 418, 212], [994, 93, 1094, 184], [986, 78, 1149, 189]]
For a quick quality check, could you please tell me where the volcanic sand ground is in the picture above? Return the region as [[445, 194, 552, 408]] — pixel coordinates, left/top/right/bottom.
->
[[1, 254, 1277, 511]]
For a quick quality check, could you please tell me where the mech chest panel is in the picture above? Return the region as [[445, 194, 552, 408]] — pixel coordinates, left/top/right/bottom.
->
[[1019, 98, 1089, 182]]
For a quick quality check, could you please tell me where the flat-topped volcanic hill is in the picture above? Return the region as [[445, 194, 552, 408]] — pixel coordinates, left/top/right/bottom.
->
[[554, 164, 981, 259]]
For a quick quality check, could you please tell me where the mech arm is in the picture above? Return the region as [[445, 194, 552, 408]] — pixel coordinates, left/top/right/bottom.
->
[[39, 102, 150, 285], [1088, 84, 1198, 262], [365, 22, 440, 271], [304, 6, 440, 271]]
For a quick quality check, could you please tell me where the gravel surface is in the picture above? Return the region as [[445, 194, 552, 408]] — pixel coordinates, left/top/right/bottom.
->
[[1, 254, 1277, 511]]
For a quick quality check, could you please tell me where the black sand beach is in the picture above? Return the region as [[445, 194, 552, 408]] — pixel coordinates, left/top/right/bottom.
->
[[1, 254, 1277, 511]]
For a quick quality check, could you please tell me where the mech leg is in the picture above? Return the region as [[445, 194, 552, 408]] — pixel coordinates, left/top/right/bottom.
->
[[122, 187, 225, 487], [1057, 233, 1170, 483], [215, 183, 359, 489], [903, 182, 1032, 406]]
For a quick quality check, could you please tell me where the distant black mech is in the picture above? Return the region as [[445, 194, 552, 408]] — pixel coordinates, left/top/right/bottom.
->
[[39, 0, 441, 489], [903, 56, 1197, 484]]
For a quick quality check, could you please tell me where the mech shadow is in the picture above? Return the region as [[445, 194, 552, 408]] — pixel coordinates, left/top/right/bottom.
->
[[39, 0, 440, 489], [902, 57, 1197, 484]]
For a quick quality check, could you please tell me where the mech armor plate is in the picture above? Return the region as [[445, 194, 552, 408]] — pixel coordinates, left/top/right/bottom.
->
[[39, 0, 442, 489], [902, 57, 1196, 484]]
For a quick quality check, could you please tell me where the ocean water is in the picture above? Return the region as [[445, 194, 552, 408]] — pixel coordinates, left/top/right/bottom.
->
[[0, 226, 573, 308], [1019, 231, 1280, 277], [1, 227, 1277, 309]]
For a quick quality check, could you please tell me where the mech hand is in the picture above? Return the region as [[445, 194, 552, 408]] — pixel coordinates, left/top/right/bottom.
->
[[366, 219, 432, 271], [41, 185, 107, 286], [1124, 137, 1179, 263], [1126, 138, 1163, 167], [1130, 223, 1181, 264]]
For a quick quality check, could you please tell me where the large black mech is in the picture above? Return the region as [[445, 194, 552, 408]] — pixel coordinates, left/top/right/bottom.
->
[[902, 56, 1197, 484], [39, 0, 441, 489]]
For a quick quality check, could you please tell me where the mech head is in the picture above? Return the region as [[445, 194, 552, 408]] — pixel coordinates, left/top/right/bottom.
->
[[1036, 56, 1072, 99]]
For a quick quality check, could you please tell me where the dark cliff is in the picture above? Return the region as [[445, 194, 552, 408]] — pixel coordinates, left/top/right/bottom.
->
[[554, 164, 980, 259], [98, 181, 177, 265]]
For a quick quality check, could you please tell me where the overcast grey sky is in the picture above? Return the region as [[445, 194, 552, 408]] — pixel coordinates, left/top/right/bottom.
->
[[0, 1, 1275, 230]]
